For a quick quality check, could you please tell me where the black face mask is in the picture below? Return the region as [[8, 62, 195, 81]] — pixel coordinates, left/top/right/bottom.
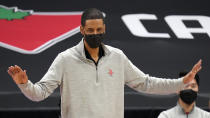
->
[[179, 89, 197, 105], [84, 33, 104, 48]]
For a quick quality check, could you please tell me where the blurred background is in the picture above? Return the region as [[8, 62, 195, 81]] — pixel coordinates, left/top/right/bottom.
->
[[0, 0, 210, 117]]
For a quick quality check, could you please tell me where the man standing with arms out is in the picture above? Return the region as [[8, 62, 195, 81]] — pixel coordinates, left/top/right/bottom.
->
[[8, 8, 202, 118], [158, 72, 210, 118]]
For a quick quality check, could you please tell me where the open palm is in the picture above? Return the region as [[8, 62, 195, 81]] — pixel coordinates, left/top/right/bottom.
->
[[183, 59, 202, 84], [8, 65, 28, 84]]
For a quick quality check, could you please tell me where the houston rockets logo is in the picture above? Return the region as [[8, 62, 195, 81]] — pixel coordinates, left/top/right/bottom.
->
[[0, 5, 82, 54]]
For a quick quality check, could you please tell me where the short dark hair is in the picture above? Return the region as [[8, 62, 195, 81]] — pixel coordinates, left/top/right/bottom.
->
[[179, 71, 200, 86], [81, 8, 105, 26]]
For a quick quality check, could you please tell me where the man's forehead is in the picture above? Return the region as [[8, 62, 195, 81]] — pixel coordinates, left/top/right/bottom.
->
[[184, 79, 198, 88], [85, 19, 104, 26], [189, 79, 197, 84]]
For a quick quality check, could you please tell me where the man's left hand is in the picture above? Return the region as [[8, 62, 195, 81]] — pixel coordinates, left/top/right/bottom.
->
[[183, 59, 202, 84]]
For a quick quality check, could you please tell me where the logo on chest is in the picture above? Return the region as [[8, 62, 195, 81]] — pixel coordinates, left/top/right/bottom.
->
[[108, 69, 113, 76]]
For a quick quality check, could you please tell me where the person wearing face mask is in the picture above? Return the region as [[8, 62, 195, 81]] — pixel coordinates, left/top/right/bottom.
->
[[7, 8, 203, 118], [209, 98, 210, 110], [208, 95, 210, 111], [158, 72, 210, 118]]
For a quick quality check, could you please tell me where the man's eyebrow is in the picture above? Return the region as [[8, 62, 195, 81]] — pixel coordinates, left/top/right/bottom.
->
[[191, 83, 197, 85], [184, 83, 196, 87], [188, 83, 197, 87], [86, 28, 94, 30]]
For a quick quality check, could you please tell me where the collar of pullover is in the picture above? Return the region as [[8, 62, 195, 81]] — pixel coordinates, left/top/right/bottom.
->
[[177, 102, 196, 115], [75, 38, 111, 61], [84, 42, 104, 66]]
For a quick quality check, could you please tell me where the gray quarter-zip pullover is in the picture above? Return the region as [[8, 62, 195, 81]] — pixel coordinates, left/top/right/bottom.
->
[[18, 39, 185, 118], [158, 103, 210, 118]]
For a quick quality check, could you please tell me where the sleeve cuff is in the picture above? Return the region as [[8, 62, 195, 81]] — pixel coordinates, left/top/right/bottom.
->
[[17, 80, 31, 88]]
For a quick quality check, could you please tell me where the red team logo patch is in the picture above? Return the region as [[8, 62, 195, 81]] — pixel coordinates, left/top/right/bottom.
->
[[109, 69, 113, 76], [0, 5, 82, 54]]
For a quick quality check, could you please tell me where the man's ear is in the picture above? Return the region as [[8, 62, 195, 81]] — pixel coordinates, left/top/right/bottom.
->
[[80, 26, 84, 35]]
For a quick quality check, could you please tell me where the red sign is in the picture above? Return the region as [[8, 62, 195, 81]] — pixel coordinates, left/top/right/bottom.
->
[[0, 5, 82, 54]]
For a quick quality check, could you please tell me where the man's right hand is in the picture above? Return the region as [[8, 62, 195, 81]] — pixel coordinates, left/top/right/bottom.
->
[[8, 65, 28, 84]]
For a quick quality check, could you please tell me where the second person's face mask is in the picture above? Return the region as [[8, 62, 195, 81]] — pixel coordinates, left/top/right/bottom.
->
[[179, 89, 197, 105], [84, 33, 104, 48]]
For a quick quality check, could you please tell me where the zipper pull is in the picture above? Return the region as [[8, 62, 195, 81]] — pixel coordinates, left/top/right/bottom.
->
[[185, 112, 189, 118]]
